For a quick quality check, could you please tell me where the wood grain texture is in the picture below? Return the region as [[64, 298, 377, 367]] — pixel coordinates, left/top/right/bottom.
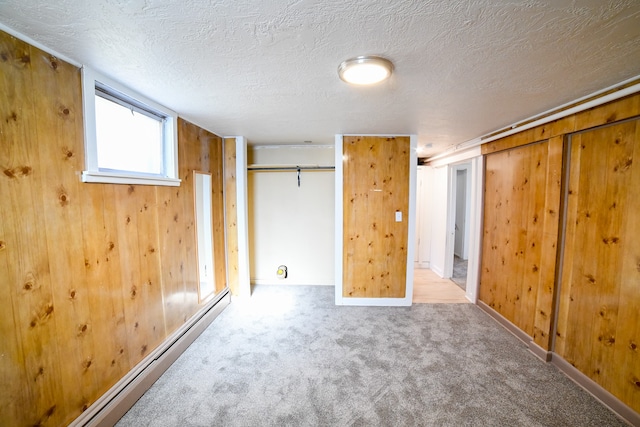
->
[[532, 135, 563, 349], [0, 32, 66, 427], [342, 136, 410, 298], [0, 30, 228, 426], [479, 140, 555, 338], [178, 120, 227, 301], [555, 119, 640, 413], [481, 93, 640, 156], [209, 132, 227, 296], [32, 45, 100, 420], [178, 120, 203, 316], [224, 138, 240, 296], [613, 121, 640, 412]]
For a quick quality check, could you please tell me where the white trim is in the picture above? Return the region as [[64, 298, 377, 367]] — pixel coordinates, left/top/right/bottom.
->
[[428, 146, 481, 168], [337, 297, 412, 307], [465, 156, 484, 303], [442, 166, 456, 279], [233, 136, 251, 298], [334, 135, 344, 305], [70, 290, 230, 427], [334, 134, 416, 307], [250, 144, 335, 150], [81, 67, 180, 186], [405, 135, 418, 305], [428, 76, 640, 162], [451, 163, 471, 260], [430, 264, 445, 278], [81, 171, 180, 186], [250, 279, 333, 287]]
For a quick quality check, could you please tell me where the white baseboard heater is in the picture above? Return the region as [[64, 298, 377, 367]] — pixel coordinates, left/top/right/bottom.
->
[[70, 289, 231, 427]]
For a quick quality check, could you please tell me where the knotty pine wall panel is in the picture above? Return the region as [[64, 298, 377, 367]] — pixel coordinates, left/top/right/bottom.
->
[[156, 183, 190, 333], [342, 136, 410, 298], [210, 132, 227, 296], [224, 138, 240, 296], [480, 140, 561, 342], [178, 120, 206, 315], [32, 45, 104, 417], [480, 93, 640, 414], [178, 119, 227, 299], [80, 184, 131, 399], [0, 30, 227, 426], [0, 32, 68, 426], [555, 119, 640, 413]]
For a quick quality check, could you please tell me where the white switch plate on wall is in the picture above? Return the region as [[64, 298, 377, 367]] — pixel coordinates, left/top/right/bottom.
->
[[395, 211, 402, 222]]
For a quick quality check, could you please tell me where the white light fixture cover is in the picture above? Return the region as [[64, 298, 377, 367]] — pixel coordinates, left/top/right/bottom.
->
[[338, 56, 393, 85]]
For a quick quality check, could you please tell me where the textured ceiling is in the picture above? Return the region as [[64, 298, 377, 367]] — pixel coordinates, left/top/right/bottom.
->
[[1, 0, 640, 156]]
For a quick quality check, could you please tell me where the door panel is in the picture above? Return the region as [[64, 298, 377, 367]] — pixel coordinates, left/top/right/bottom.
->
[[479, 140, 550, 336], [342, 136, 410, 298], [555, 119, 640, 413]]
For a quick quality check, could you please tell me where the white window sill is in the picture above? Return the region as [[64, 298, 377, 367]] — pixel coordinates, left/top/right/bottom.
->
[[82, 171, 181, 187]]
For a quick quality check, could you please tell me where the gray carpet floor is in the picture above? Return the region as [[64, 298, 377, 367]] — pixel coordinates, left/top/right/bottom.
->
[[117, 285, 627, 427]]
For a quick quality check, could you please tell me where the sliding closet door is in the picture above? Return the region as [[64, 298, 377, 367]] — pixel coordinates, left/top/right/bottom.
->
[[342, 136, 411, 300], [555, 119, 640, 413], [480, 141, 550, 336]]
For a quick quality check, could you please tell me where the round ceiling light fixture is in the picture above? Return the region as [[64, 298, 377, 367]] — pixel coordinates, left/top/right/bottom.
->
[[338, 56, 393, 85]]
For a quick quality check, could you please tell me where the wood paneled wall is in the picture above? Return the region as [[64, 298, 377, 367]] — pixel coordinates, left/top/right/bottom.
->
[[480, 92, 640, 414], [0, 31, 227, 426], [556, 119, 640, 413], [342, 136, 410, 298], [480, 137, 562, 346], [224, 138, 239, 295]]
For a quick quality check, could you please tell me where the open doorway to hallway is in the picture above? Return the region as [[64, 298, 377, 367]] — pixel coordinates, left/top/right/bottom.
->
[[450, 164, 470, 291], [413, 268, 469, 303]]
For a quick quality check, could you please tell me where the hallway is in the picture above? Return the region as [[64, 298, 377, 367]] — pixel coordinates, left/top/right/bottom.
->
[[413, 268, 469, 304]]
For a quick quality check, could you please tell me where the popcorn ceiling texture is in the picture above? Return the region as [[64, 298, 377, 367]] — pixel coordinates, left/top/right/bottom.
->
[[1, 0, 639, 155]]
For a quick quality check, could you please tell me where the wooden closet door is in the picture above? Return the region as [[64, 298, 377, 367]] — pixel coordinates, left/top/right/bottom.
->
[[555, 118, 640, 413], [479, 140, 551, 336], [342, 136, 410, 298]]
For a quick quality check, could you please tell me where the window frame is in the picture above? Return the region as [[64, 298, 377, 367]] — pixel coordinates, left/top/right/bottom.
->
[[81, 67, 180, 186]]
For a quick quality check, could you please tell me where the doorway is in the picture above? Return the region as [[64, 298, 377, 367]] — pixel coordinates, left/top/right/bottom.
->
[[450, 163, 471, 291]]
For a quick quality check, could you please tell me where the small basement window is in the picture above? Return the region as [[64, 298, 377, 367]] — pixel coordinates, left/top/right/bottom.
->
[[81, 67, 180, 186]]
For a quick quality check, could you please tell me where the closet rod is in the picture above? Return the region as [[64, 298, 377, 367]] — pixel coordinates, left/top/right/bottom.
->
[[247, 166, 335, 171]]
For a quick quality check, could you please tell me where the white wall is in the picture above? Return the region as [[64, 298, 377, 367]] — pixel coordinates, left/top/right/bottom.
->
[[415, 165, 433, 268], [429, 165, 450, 277], [248, 145, 335, 285], [426, 146, 484, 303]]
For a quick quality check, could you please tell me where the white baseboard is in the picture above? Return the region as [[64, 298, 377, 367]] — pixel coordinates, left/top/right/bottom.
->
[[250, 279, 334, 286], [413, 261, 430, 269], [430, 264, 444, 277], [70, 289, 231, 427]]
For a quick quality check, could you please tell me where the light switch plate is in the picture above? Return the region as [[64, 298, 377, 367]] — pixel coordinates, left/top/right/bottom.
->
[[395, 211, 402, 222]]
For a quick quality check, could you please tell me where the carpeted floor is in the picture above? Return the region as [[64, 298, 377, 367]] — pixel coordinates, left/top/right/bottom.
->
[[117, 285, 626, 427]]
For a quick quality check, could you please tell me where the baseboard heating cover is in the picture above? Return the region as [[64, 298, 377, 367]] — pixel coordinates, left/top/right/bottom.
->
[[69, 289, 231, 427]]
